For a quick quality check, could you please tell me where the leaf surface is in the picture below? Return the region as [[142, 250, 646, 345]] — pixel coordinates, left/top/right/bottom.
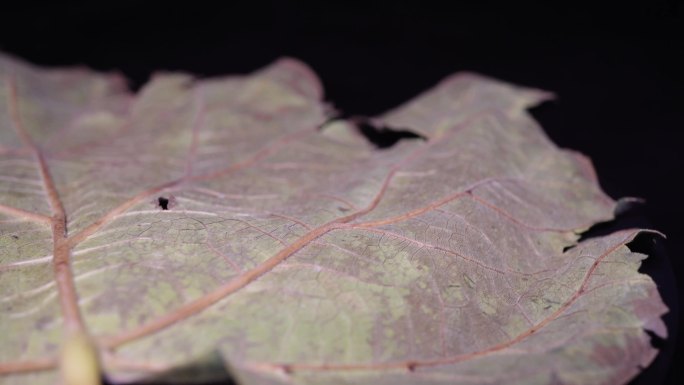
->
[[0, 53, 668, 385]]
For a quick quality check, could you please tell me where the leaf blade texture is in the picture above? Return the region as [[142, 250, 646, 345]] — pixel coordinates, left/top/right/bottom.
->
[[0, 53, 668, 385]]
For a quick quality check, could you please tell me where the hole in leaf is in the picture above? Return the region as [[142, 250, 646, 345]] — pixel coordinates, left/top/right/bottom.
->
[[158, 197, 170, 210], [356, 120, 426, 149], [322, 114, 426, 149]]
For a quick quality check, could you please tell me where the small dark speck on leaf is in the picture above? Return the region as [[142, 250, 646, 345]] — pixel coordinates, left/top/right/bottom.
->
[[338, 206, 350, 212], [11, 235, 19, 240], [158, 197, 170, 210]]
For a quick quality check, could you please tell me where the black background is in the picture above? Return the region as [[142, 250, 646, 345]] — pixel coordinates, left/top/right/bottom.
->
[[1, 1, 681, 384]]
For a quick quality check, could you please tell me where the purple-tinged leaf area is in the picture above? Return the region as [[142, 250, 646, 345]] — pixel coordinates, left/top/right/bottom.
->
[[0, 52, 668, 385]]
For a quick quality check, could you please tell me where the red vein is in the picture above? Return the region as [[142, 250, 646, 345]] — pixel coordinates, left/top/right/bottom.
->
[[269, 213, 312, 231], [0, 203, 51, 224], [188, 218, 242, 273], [8, 77, 85, 333], [352, 226, 510, 275], [229, 218, 288, 246], [0, 357, 57, 374], [247, 230, 639, 373], [34, 151, 66, 223], [355, 191, 469, 228], [467, 193, 580, 232], [352, 179, 601, 233], [353, 177, 512, 228]]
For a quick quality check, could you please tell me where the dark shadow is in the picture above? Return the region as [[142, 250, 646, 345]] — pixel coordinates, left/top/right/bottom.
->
[[355, 120, 426, 149], [562, 198, 643, 253], [103, 351, 238, 385], [574, 198, 652, 244]]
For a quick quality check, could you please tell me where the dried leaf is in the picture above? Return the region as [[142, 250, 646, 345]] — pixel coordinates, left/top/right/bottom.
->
[[0, 53, 667, 385]]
